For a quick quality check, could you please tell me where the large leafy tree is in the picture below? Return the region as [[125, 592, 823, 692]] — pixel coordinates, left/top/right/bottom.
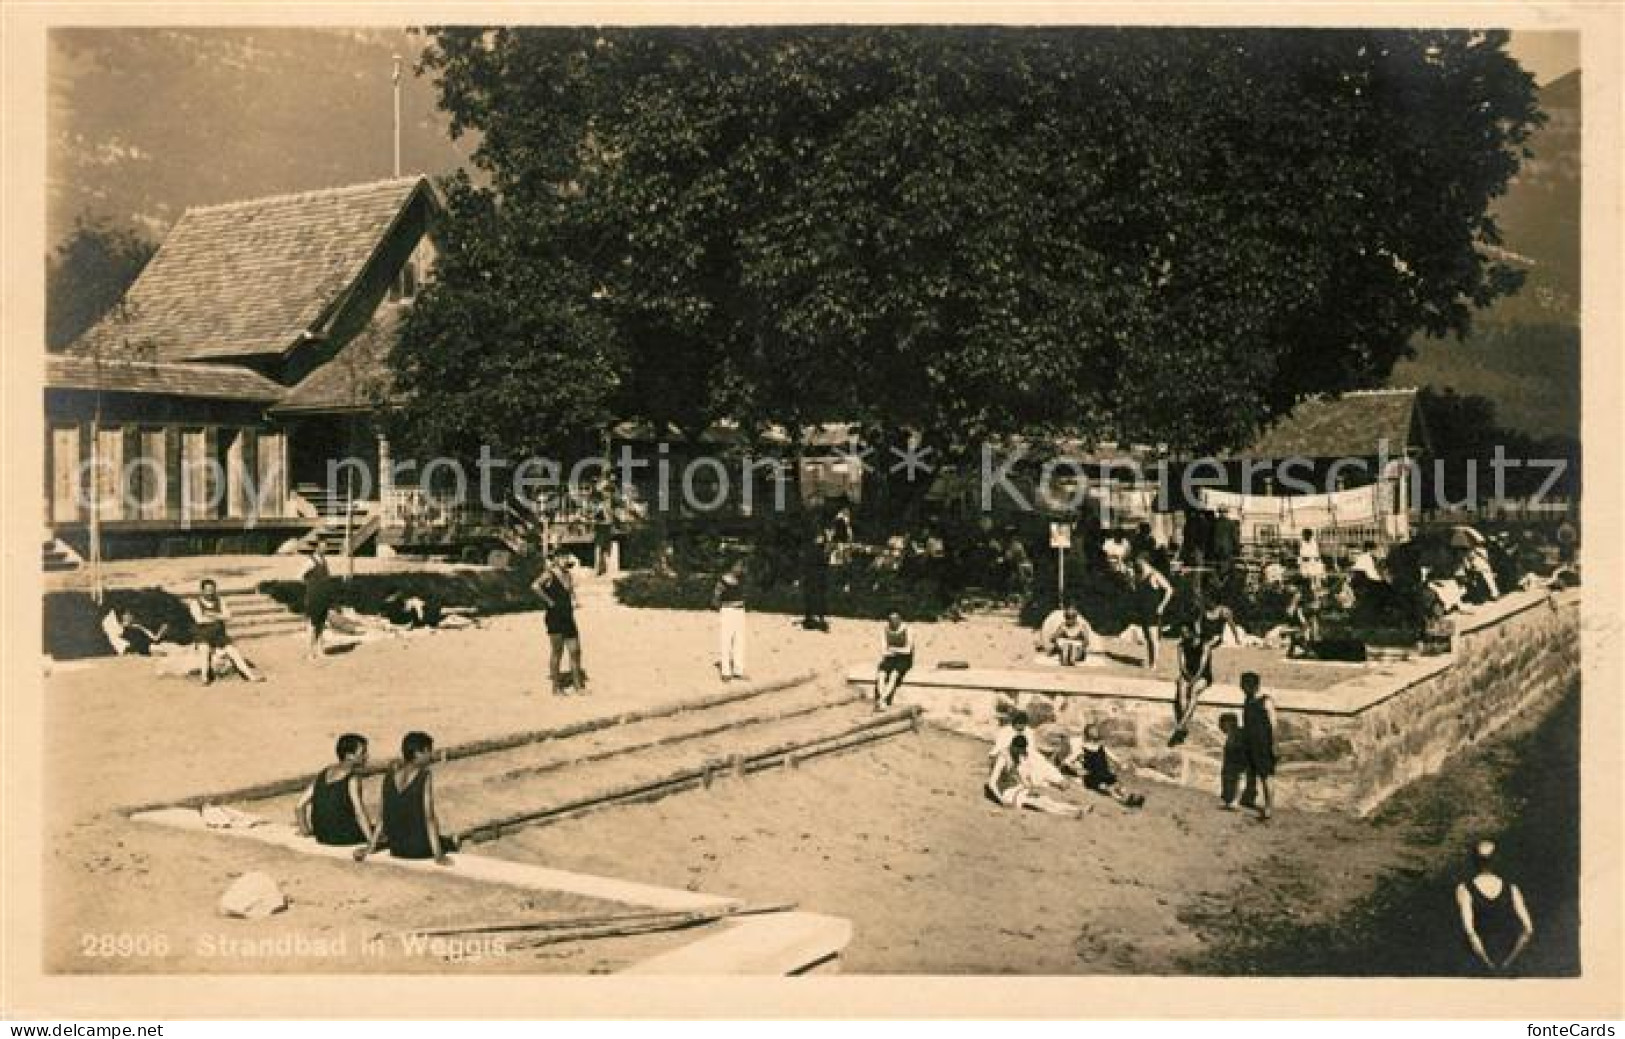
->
[[397, 27, 1539, 467], [45, 219, 156, 351]]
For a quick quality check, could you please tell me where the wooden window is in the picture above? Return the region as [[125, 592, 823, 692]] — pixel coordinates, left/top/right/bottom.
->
[[50, 425, 80, 524], [182, 429, 211, 522], [94, 427, 124, 521], [256, 431, 287, 518], [138, 428, 167, 521]]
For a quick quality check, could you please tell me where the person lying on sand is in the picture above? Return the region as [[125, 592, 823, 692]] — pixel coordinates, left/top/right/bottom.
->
[[1059, 724, 1145, 808], [355, 731, 455, 866], [985, 735, 1090, 819], [296, 733, 375, 847]]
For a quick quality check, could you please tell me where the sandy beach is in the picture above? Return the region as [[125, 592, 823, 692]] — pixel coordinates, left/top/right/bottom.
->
[[40, 585, 1578, 974]]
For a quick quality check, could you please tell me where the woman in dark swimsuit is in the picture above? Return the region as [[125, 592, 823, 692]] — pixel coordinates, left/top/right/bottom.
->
[[1456, 839, 1534, 973], [355, 731, 455, 865]]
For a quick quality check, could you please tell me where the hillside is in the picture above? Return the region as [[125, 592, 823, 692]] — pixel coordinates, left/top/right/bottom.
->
[[47, 28, 472, 246], [1391, 70, 1581, 438]]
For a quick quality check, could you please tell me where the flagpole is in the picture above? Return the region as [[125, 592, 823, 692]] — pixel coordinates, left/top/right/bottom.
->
[[392, 54, 402, 178]]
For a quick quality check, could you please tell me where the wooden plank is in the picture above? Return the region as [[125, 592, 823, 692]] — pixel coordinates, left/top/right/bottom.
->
[[456, 706, 921, 843], [119, 669, 821, 816], [129, 808, 733, 911]]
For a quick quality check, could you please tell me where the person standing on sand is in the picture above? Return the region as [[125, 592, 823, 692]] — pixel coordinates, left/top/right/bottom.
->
[[532, 556, 586, 696], [714, 559, 749, 682], [356, 731, 455, 866], [1456, 839, 1534, 974], [302, 547, 334, 661], [1132, 556, 1175, 670], [1239, 671, 1277, 821], [801, 531, 832, 632]]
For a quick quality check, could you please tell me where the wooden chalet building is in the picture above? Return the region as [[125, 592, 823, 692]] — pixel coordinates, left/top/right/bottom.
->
[[45, 176, 440, 560]]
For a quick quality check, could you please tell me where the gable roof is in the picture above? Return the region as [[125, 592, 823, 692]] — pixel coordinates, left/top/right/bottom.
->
[[71, 176, 434, 363], [274, 305, 400, 413], [46, 355, 285, 402], [1241, 388, 1428, 460]]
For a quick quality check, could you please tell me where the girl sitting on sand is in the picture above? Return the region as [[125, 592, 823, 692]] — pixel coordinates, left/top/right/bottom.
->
[[355, 731, 455, 866], [1061, 725, 1145, 808], [985, 734, 1090, 819]]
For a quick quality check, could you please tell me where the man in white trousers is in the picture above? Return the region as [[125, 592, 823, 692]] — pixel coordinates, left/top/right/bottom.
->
[[712, 559, 748, 681]]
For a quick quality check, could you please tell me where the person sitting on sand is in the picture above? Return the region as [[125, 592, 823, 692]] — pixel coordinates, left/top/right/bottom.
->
[[874, 611, 915, 711], [1048, 605, 1094, 667], [984, 734, 1090, 818], [1456, 839, 1533, 974], [188, 579, 264, 685], [1060, 724, 1145, 808], [296, 733, 375, 847], [356, 731, 455, 866]]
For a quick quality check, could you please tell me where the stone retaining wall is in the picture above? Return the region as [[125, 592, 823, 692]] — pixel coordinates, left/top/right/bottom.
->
[[856, 589, 1580, 816]]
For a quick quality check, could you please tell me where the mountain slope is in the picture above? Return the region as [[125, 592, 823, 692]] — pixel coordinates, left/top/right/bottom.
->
[[47, 28, 472, 246]]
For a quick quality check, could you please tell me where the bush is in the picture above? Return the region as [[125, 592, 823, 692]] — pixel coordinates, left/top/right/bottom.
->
[[614, 565, 955, 622], [44, 588, 195, 660], [258, 565, 545, 620]]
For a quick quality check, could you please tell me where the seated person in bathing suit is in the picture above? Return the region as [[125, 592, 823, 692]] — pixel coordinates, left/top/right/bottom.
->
[[355, 731, 456, 865], [295, 733, 375, 847]]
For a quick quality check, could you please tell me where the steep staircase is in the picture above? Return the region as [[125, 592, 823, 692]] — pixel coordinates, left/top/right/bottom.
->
[[292, 484, 381, 556]]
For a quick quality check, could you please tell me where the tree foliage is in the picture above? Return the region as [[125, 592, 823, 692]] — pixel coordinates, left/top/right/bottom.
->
[[396, 27, 1540, 461], [45, 219, 156, 351]]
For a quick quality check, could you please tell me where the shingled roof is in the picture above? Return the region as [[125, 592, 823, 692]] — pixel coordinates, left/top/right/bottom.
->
[[274, 306, 400, 413], [45, 355, 285, 402], [1241, 388, 1428, 460], [71, 177, 432, 363]]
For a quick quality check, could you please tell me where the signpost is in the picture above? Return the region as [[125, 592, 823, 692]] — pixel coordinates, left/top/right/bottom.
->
[[1049, 521, 1072, 603]]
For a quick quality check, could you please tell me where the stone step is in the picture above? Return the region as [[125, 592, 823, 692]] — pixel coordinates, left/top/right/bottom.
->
[[232, 618, 309, 642]]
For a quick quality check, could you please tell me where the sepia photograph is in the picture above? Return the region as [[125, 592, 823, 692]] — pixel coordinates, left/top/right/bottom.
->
[[2, 0, 1620, 1023]]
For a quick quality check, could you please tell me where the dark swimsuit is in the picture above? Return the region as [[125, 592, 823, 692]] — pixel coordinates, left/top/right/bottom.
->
[[1243, 695, 1276, 778], [879, 625, 913, 675], [309, 770, 367, 846], [1180, 638, 1212, 683], [381, 768, 451, 859], [1467, 878, 1524, 967], [540, 574, 578, 638], [1080, 744, 1117, 790]]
